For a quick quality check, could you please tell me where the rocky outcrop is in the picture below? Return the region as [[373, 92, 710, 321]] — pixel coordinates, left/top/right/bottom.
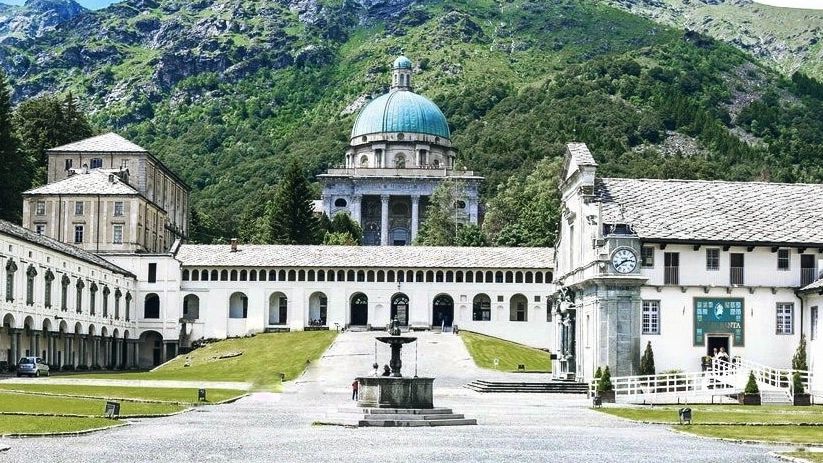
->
[[0, 0, 86, 43]]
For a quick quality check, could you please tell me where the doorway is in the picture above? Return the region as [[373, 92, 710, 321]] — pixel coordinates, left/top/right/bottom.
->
[[707, 336, 730, 358]]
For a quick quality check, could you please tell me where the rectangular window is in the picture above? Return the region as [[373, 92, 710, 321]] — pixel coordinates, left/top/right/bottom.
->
[[113, 225, 123, 244], [114, 201, 124, 216], [641, 246, 654, 268], [120, 159, 129, 169], [664, 252, 679, 285], [35, 201, 45, 215], [75, 201, 84, 215], [44, 278, 52, 308], [812, 306, 818, 341], [642, 300, 660, 334], [148, 262, 157, 283], [776, 302, 794, 335], [777, 249, 790, 271], [65, 159, 73, 170], [74, 225, 84, 243], [90, 158, 103, 169], [35, 224, 45, 235], [706, 248, 720, 271]]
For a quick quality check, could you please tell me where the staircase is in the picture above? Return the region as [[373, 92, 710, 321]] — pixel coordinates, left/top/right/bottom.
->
[[464, 379, 588, 394], [325, 406, 477, 427]]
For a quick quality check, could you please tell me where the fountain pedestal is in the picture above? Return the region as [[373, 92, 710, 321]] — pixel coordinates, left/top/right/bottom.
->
[[356, 376, 434, 409]]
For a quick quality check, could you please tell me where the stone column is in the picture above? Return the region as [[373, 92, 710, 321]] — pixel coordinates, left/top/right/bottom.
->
[[351, 195, 362, 226], [49, 333, 58, 366], [115, 339, 123, 368], [93, 336, 100, 368], [67, 336, 74, 368], [105, 337, 112, 368], [33, 333, 40, 358], [132, 340, 139, 368], [411, 195, 420, 243], [380, 194, 390, 246], [10, 329, 19, 366]]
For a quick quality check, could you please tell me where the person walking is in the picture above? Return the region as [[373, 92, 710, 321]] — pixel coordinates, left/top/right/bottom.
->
[[351, 379, 359, 400]]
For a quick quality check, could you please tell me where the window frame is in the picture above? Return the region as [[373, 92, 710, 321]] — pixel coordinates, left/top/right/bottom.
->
[[641, 246, 655, 268], [74, 201, 84, 215], [114, 201, 124, 216], [776, 302, 794, 335], [777, 249, 790, 271], [74, 225, 84, 244], [35, 201, 45, 215], [642, 300, 660, 335], [706, 248, 720, 271], [113, 224, 123, 244]]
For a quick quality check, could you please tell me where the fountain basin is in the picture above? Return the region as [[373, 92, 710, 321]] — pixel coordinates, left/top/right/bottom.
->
[[356, 376, 434, 409]]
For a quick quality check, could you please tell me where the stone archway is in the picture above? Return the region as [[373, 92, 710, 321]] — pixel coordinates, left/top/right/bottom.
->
[[268, 292, 287, 325], [350, 293, 368, 326], [433, 294, 454, 328], [308, 292, 327, 326], [138, 330, 164, 368]]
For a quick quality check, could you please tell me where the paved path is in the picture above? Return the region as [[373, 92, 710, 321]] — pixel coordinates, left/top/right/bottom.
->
[[0, 331, 787, 462]]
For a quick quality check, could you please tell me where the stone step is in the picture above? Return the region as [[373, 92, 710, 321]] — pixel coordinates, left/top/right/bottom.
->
[[337, 407, 455, 415], [464, 380, 588, 394], [358, 418, 477, 427], [324, 406, 476, 427]]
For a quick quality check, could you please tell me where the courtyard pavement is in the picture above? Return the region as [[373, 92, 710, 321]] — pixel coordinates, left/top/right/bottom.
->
[[0, 331, 789, 462]]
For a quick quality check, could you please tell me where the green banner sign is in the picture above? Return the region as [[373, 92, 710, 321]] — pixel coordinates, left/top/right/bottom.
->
[[694, 298, 744, 346]]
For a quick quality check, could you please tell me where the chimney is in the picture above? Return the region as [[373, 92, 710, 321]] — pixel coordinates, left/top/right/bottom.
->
[[230, 238, 238, 252]]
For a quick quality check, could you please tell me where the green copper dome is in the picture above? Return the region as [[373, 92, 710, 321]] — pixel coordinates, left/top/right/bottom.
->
[[351, 91, 451, 139], [393, 56, 412, 69]]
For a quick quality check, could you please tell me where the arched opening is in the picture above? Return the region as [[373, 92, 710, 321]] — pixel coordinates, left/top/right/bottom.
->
[[308, 292, 327, 326], [350, 293, 368, 326], [144, 293, 160, 319], [510, 294, 528, 322], [228, 292, 248, 319], [432, 294, 454, 328], [391, 293, 409, 326], [473, 294, 491, 321], [183, 294, 200, 320], [138, 330, 164, 368], [268, 292, 287, 325]]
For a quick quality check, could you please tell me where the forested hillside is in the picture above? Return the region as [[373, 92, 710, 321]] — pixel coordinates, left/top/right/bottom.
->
[[2, 0, 823, 245]]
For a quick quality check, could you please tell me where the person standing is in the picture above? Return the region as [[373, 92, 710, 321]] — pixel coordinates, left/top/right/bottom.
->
[[351, 379, 359, 400]]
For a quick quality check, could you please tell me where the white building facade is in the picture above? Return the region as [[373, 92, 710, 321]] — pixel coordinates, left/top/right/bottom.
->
[[553, 143, 823, 391]]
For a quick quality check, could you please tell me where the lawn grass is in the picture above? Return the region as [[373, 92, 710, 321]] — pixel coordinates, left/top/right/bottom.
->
[[0, 331, 337, 435], [599, 404, 823, 424], [0, 391, 184, 416], [0, 415, 120, 435], [460, 331, 551, 372], [683, 425, 823, 445], [72, 331, 338, 390], [0, 384, 244, 404], [781, 451, 823, 462]]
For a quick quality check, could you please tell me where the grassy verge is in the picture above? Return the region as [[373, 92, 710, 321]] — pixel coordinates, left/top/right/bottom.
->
[[599, 405, 823, 424], [72, 331, 338, 390], [782, 452, 823, 462], [0, 331, 337, 435], [460, 331, 551, 372], [0, 415, 120, 435], [0, 384, 244, 404]]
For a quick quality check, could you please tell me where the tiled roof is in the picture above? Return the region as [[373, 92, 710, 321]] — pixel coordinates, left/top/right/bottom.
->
[[0, 220, 135, 277], [176, 244, 555, 269], [564, 143, 597, 181], [598, 178, 823, 244], [24, 170, 138, 195], [47, 133, 147, 153]]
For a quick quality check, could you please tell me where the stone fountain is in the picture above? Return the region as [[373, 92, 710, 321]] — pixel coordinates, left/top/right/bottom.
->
[[325, 317, 476, 427]]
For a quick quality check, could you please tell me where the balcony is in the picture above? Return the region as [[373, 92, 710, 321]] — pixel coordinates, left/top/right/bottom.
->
[[730, 266, 744, 286]]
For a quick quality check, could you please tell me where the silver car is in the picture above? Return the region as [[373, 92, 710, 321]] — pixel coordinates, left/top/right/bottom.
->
[[17, 356, 49, 377]]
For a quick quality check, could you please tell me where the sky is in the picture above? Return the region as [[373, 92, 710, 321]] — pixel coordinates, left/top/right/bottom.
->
[[1, 0, 117, 10]]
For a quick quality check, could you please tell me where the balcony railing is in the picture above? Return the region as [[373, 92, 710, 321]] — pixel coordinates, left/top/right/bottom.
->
[[730, 266, 744, 285], [801, 268, 817, 286], [664, 266, 679, 285]]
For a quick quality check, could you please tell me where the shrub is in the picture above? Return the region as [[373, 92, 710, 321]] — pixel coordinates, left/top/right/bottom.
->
[[639, 341, 655, 376], [597, 365, 613, 392], [594, 366, 602, 378], [793, 334, 808, 371], [793, 372, 805, 395], [744, 371, 760, 394]]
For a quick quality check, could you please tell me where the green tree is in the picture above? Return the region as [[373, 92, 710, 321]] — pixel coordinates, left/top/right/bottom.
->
[[0, 70, 27, 223], [483, 157, 562, 247], [13, 93, 93, 186], [267, 158, 318, 244], [456, 223, 487, 247], [596, 365, 613, 392], [188, 206, 225, 244], [324, 211, 362, 245], [792, 334, 808, 371], [639, 341, 656, 376], [744, 371, 760, 394], [414, 179, 466, 246]]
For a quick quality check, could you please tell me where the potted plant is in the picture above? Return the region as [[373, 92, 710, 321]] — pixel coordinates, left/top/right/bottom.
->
[[792, 371, 811, 406], [596, 365, 615, 403], [740, 371, 761, 405], [701, 355, 712, 372]]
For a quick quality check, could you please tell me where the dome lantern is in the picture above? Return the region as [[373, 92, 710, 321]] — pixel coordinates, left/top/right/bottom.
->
[[392, 55, 413, 92]]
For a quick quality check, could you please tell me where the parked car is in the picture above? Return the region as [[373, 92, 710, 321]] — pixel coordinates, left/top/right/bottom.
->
[[17, 356, 49, 377]]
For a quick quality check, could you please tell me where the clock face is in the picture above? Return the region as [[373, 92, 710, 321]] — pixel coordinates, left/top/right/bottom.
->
[[611, 248, 638, 273]]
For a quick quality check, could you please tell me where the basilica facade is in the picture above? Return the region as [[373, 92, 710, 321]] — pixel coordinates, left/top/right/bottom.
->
[[318, 56, 482, 246]]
